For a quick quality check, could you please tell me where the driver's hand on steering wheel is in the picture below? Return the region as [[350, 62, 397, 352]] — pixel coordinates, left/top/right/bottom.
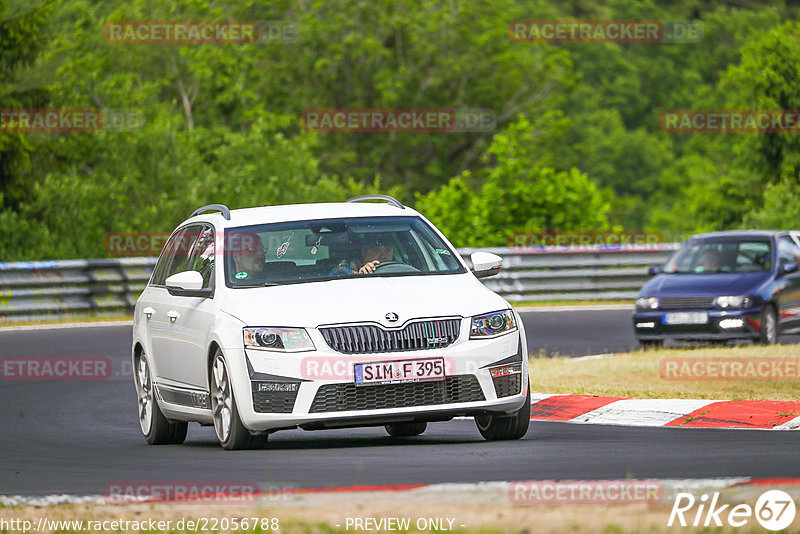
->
[[358, 260, 381, 274]]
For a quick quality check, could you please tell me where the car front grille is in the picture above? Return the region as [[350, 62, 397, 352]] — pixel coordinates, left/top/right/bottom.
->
[[320, 318, 461, 354], [251, 382, 299, 413], [659, 297, 714, 309], [308, 375, 484, 413], [492, 373, 522, 398]]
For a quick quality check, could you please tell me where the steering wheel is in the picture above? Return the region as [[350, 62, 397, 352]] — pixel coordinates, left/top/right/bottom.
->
[[371, 260, 404, 271], [371, 260, 419, 274]]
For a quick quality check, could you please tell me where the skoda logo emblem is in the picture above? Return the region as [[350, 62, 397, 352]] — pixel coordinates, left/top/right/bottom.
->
[[385, 312, 399, 323]]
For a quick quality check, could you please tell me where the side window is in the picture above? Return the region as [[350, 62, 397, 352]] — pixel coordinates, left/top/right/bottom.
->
[[777, 237, 800, 265], [187, 226, 215, 289], [164, 225, 202, 281], [151, 229, 187, 286]]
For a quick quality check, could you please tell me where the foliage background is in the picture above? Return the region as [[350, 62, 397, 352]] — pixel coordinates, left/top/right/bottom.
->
[[1, 0, 799, 259]]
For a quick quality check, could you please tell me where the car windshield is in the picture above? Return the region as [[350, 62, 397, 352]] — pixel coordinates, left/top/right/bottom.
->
[[663, 239, 772, 274], [224, 216, 466, 286]]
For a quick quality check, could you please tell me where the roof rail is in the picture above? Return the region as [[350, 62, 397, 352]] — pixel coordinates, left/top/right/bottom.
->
[[345, 195, 405, 209], [190, 204, 231, 220]]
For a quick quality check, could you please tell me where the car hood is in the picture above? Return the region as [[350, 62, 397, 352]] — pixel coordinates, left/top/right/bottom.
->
[[640, 272, 771, 297], [219, 273, 508, 328]]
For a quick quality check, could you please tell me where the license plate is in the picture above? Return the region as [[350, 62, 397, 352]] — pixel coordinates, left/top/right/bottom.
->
[[354, 357, 445, 385], [664, 312, 708, 325]]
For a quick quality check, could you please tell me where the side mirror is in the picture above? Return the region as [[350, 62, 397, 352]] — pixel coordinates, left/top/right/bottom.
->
[[781, 261, 798, 275], [471, 252, 503, 279], [165, 271, 209, 296], [647, 264, 662, 276]]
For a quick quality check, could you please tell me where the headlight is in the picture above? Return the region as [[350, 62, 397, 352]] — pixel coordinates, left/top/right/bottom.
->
[[243, 327, 315, 352], [470, 310, 517, 339], [635, 297, 659, 310], [715, 296, 752, 309]]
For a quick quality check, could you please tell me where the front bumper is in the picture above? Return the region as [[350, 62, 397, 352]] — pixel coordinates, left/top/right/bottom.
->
[[233, 328, 528, 432], [632, 307, 763, 341]]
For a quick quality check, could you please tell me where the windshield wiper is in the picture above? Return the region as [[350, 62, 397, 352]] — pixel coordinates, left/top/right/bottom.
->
[[233, 282, 283, 287]]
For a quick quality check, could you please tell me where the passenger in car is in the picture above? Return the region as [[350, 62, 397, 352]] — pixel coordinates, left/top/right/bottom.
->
[[230, 232, 268, 283]]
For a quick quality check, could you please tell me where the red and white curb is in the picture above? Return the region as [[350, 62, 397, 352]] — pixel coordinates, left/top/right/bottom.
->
[[530, 394, 800, 430]]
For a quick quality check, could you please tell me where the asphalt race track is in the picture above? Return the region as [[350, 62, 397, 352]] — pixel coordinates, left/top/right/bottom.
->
[[1, 310, 798, 496]]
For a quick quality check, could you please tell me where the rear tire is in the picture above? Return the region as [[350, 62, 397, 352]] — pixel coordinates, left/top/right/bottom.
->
[[385, 422, 427, 437], [211, 349, 268, 450], [759, 305, 778, 345], [475, 386, 530, 441], [135, 353, 187, 445]]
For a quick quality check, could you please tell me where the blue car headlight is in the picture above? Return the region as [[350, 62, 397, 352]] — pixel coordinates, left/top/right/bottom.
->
[[635, 297, 659, 310], [715, 296, 753, 309], [470, 310, 517, 339]]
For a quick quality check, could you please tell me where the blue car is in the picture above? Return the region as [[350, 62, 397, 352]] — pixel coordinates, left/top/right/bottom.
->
[[633, 230, 800, 346]]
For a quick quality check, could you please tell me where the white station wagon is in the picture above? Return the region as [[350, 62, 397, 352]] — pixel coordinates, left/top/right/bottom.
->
[[132, 196, 530, 449]]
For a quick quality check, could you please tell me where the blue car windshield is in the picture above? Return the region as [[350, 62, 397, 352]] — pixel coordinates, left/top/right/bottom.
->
[[664, 240, 772, 274]]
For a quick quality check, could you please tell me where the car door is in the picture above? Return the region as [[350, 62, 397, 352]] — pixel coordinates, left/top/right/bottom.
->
[[775, 236, 800, 333], [155, 225, 202, 384], [167, 224, 217, 389], [138, 228, 190, 380]]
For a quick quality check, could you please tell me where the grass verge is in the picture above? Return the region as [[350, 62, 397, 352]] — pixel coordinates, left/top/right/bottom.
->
[[0, 314, 131, 328], [530, 344, 800, 401]]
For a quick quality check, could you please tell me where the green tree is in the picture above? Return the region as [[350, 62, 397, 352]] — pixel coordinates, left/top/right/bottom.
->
[[417, 115, 609, 247], [0, 0, 53, 208]]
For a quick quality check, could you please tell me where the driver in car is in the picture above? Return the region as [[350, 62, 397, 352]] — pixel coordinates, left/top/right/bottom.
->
[[230, 231, 268, 283], [329, 235, 397, 276], [357, 235, 395, 274], [696, 249, 721, 272]]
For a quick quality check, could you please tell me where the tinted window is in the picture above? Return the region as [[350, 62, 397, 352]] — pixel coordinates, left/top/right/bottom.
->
[[777, 236, 800, 265], [151, 228, 193, 286], [186, 226, 215, 289], [664, 239, 772, 274], [163, 226, 202, 282]]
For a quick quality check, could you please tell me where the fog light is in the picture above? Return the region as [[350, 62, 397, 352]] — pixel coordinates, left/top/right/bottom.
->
[[718, 318, 744, 329], [636, 322, 656, 328], [489, 363, 522, 378]]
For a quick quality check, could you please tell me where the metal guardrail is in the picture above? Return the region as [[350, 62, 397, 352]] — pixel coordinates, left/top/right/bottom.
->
[[0, 246, 678, 323]]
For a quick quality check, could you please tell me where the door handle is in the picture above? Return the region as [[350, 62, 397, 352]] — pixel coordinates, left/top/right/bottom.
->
[[166, 310, 180, 322], [142, 307, 155, 319]]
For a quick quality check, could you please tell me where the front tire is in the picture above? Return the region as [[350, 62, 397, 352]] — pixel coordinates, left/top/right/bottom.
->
[[211, 349, 268, 450], [385, 422, 427, 437], [475, 386, 531, 441], [759, 305, 778, 345], [135, 354, 187, 445]]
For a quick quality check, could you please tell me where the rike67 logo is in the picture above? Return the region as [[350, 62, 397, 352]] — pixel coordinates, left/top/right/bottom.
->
[[669, 490, 797, 531]]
